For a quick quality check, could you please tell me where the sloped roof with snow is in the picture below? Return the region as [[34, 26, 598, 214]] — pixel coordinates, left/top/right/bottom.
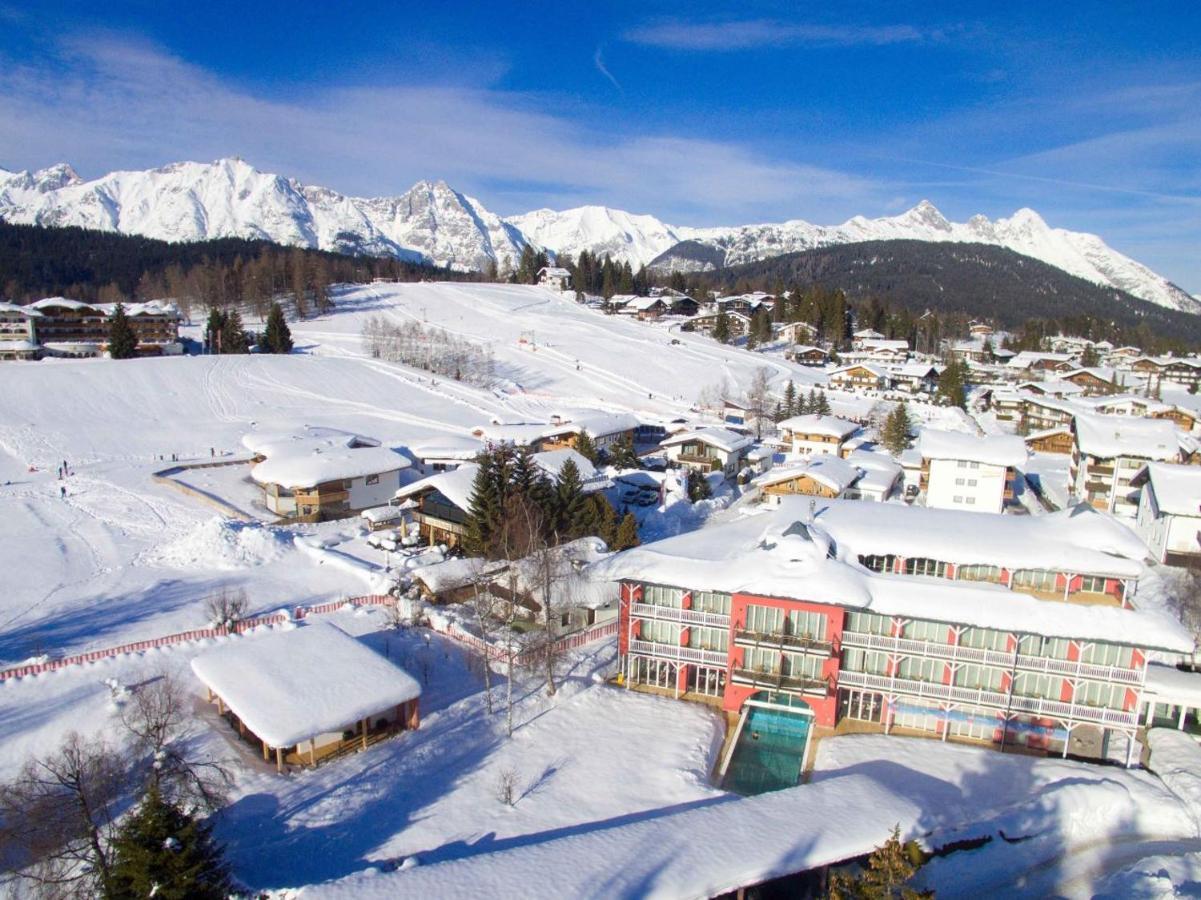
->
[[590, 504, 1186, 650], [762, 456, 861, 493], [1133, 462, 1201, 517], [27, 297, 101, 312], [918, 428, 1028, 467], [661, 427, 752, 454], [1073, 413, 1179, 460], [396, 462, 480, 513], [806, 496, 1146, 578], [409, 434, 484, 462], [828, 363, 885, 378], [0, 302, 42, 317], [241, 426, 379, 457], [190, 622, 421, 748], [778, 414, 860, 439], [557, 411, 640, 438], [251, 445, 409, 489]]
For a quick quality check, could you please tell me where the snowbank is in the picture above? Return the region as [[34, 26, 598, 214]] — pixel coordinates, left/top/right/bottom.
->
[[146, 517, 293, 571]]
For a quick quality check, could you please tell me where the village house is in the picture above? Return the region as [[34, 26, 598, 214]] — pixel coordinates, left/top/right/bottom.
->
[[1070, 413, 1180, 517], [538, 411, 640, 455], [758, 456, 862, 503], [1007, 352, 1077, 375], [1060, 367, 1119, 396], [889, 362, 942, 395], [857, 338, 910, 363], [660, 427, 752, 480], [1025, 427, 1074, 456], [968, 322, 995, 337], [1021, 395, 1078, 433], [625, 296, 669, 320], [1018, 380, 1086, 399], [787, 344, 829, 367], [842, 450, 903, 502], [826, 364, 886, 392], [776, 321, 818, 345], [918, 429, 1027, 514], [191, 621, 421, 773], [850, 328, 884, 349], [601, 498, 1186, 767], [243, 427, 410, 521], [685, 310, 751, 339], [408, 435, 485, 474], [1132, 462, 1201, 565], [777, 414, 860, 458], [990, 390, 1025, 423], [537, 266, 573, 291]]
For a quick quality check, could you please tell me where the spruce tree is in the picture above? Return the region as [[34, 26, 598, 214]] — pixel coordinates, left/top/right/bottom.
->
[[204, 308, 226, 354], [263, 301, 293, 354], [554, 459, 588, 538], [108, 785, 232, 900], [612, 511, 641, 550], [107, 302, 139, 359], [882, 402, 913, 455], [827, 825, 931, 900], [573, 430, 598, 464], [608, 435, 641, 470], [938, 357, 967, 409], [465, 451, 505, 557], [805, 388, 819, 415], [814, 390, 832, 415], [713, 308, 731, 344], [593, 494, 618, 547], [783, 380, 797, 417], [220, 308, 249, 354]]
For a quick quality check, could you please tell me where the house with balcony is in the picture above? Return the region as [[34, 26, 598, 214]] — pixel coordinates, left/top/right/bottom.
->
[[537, 267, 573, 291], [918, 429, 1027, 514], [1070, 413, 1180, 517], [594, 498, 1189, 766], [1025, 427, 1074, 456], [758, 456, 863, 504], [660, 428, 751, 480], [0, 303, 42, 360], [777, 414, 860, 459], [1061, 367, 1119, 396], [786, 344, 828, 367], [244, 427, 410, 521], [1132, 462, 1201, 565], [827, 364, 887, 392]]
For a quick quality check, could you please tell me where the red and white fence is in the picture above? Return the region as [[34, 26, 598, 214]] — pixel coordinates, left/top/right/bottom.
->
[[0, 595, 615, 682]]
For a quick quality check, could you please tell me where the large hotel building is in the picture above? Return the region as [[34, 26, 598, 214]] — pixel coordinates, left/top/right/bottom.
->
[[597, 498, 1192, 770]]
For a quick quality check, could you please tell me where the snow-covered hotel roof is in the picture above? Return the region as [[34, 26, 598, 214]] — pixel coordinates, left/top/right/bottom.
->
[[190, 623, 421, 749], [590, 505, 1189, 651], [918, 428, 1028, 467], [1073, 413, 1179, 461]]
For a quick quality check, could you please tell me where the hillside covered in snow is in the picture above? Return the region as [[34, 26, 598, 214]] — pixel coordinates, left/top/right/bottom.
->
[[1, 158, 1195, 313]]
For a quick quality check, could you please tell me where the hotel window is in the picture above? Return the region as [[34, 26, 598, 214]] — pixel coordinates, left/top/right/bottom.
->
[[967, 479, 977, 487], [845, 611, 891, 636], [782, 651, 822, 680], [860, 554, 896, 573], [744, 646, 781, 674], [841, 648, 889, 675], [1075, 680, 1126, 709], [786, 609, 828, 641], [905, 558, 947, 578], [957, 565, 1002, 584], [902, 619, 948, 643], [955, 477, 965, 486], [953, 495, 963, 504], [1079, 642, 1133, 668], [639, 619, 679, 645], [365, 474, 380, 485], [693, 590, 731, 615], [1013, 672, 1059, 699], [897, 657, 943, 683], [1011, 569, 1058, 592], [1077, 575, 1107, 594], [954, 664, 1004, 691], [960, 626, 1009, 652], [644, 585, 683, 608], [745, 604, 785, 635], [692, 627, 728, 652]]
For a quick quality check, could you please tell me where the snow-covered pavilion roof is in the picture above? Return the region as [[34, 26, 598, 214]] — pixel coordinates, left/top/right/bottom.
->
[[918, 428, 1028, 467], [190, 622, 421, 749], [1073, 413, 1178, 461]]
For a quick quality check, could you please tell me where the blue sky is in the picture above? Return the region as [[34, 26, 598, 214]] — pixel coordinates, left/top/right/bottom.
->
[[1, 2, 1198, 291]]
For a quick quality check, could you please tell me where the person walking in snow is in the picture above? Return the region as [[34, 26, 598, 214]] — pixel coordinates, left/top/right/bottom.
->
[[60, 485, 66, 499]]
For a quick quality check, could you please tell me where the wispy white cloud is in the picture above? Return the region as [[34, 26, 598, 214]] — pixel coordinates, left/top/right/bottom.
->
[[623, 19, 926, 51], [0, 35, 883, 223], [592, 46, 622, 93]]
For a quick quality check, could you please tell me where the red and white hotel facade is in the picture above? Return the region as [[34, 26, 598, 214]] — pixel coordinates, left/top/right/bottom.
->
[[611, 502, 1190, 765]]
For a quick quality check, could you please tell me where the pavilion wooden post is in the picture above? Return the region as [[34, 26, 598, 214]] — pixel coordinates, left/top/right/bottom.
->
[[309, 739, 316, 767], [216, 696, 225, 715], [361, 718, 368, 751], [275, 747, 283, 774], [261, 740, 269, 761]]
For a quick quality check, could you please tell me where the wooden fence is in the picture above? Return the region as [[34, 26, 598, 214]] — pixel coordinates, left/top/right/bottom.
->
[[0, 596, 616, 682]]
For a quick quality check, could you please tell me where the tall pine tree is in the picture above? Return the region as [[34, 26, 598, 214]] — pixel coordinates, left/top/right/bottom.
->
[[107, 302, 139, 359], [263, 301, 293, 354], [108, 785, 232, 900], [220, 308, 249, 354], [554, 459, 588, 538], [612, 511, 641, 550]]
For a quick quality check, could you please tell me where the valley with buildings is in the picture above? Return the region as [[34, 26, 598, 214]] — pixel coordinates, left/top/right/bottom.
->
[[2, 5, 1201, 899]]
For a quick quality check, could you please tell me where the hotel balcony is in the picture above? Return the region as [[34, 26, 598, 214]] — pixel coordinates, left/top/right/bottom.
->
[[630, 602, 731, 629], [734, 629, 833, 655], [731, 667, 828, 696], [840, 630, 1142, 685], [628, 638, 728, 667]]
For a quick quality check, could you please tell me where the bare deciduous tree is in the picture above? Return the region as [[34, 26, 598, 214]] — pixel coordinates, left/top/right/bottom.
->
[[494, 768, 519, 807], [204, 587, 247, 630], [0, 733, 129, 898], [119, 671, 232, 814], [745, 366, 773, 440]]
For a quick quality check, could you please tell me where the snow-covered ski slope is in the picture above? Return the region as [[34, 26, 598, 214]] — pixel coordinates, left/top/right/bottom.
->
[[0, 282, 817, 663]]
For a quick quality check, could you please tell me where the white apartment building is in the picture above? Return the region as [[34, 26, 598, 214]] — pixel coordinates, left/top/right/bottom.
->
[[918, 429, 1027, 514]]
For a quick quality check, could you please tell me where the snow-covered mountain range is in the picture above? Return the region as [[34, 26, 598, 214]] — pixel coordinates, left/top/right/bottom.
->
[[1, 157, 1195, 313]]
